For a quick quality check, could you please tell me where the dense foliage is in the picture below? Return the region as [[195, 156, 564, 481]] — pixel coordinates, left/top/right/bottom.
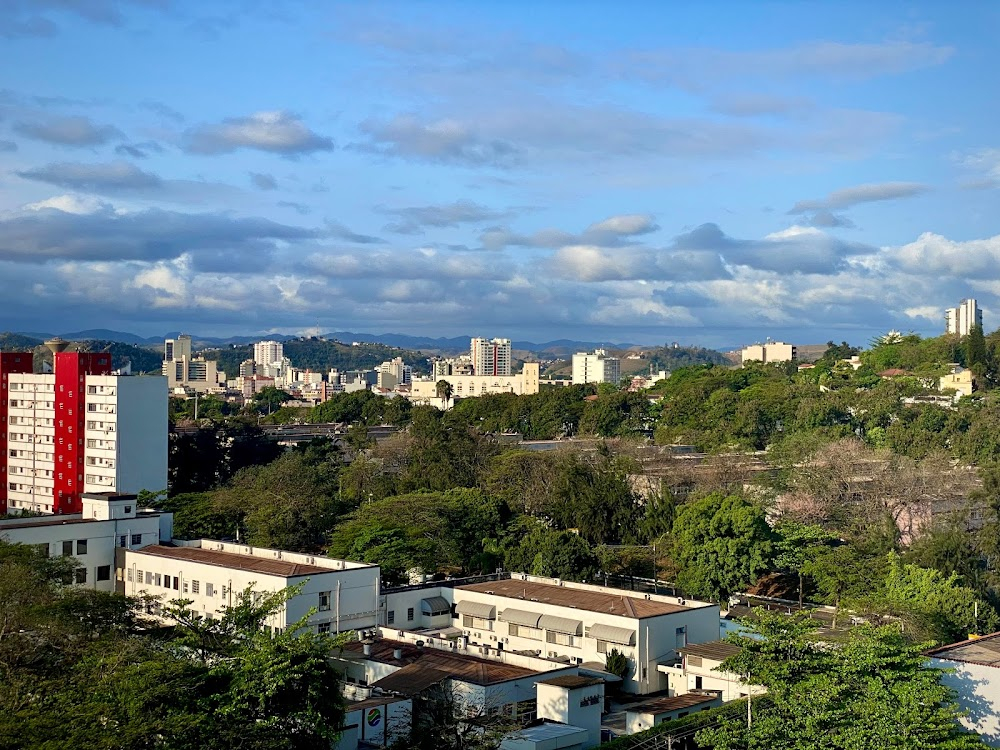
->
[[0, 542, 346, 750], [698, 611, 988, 749]]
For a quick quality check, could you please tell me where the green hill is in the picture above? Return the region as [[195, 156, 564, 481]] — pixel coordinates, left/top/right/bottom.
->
[[202, 337, 429, 378], [0, 333, 162, 373]]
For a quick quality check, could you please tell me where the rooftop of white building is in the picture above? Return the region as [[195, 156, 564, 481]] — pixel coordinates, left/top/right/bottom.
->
[[341, 637, 542, 688], [926, 632, 1000, 667], [129, 539, 377, 578], [457, 578, 707, 619]]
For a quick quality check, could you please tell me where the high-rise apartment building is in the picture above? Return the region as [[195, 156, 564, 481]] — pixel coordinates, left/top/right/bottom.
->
[[163, 335, 192, 362], [572, 350, 621, 385], [162, 335, 219, 393], [1, 340, 167, 515], [945, 299, 983, 337], [471, 337, 512, 377], [253, 340, 285, 369]]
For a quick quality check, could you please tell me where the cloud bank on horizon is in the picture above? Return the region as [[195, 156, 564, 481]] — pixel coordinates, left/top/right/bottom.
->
[[0, 1, 998, 347]]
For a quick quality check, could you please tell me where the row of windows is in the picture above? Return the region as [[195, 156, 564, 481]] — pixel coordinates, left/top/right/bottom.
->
[[7, 383, 54, 392], [7, 416, 55, 426], [86, 385, 116, 396], [85, 456, 115, 468], [7, 466, 53, 477], [8, 400, 55, 409], [8, 433, 54, 443], [8, 449, 54, 460], [385, 606, 418, 625], [86, 421, 116, 431], [86, 403, 116, 414], [86, 474, 115, 486], [129, 569, 222, 598], [72, 566, 111, 583]]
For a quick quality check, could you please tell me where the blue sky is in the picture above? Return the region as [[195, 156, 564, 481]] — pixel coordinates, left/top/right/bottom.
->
[[0, 0, 998, 347]]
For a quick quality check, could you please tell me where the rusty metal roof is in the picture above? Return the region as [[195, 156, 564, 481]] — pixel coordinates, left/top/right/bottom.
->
[[628, 693, 719, 714], [678, 641, 742, 661], [458, 579, 692, 619], [537, 675, 604, 689], [132, 545, 330, 577], [926, 632, 1000, 667], [343, 638, 541, 686]]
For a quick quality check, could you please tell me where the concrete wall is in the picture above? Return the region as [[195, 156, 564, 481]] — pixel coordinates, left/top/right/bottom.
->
[[931, 658, 1000, 746]]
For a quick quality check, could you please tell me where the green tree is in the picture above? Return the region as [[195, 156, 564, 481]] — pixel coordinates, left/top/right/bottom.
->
[[671, 493, 776, 601], [965, 324, 989, 385], [698, 613, 988, 750], [604, 648, 633, 681], [772, 521, 839, 606], [251, 385, 292, 414]]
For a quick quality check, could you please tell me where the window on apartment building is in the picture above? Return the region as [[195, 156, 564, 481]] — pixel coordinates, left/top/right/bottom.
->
[[131, 533, 141, 545], [155, 574, 162, 586], [76, 539, 88, 555], [206, 583, 214, 597], [695, 676, 703, 690], [74, 568, 87, 584], [135, 569, 143, 584], [546, 631, 574, 647], [62, 540, 73, 557], [127, 569, 133, 582], [146, 572, 154, 586], [191, 581, 199, 594], [118, 535, 127, 547], [172, 577, 179, 590], [317, 622, 331, 634], [407, 607, 414, 621], [96, 566, 111, 582], [318, 591, 331, 611], [387, 611, 395, 625], [183, 581, 189, 593], [596, 640, 609, 654]]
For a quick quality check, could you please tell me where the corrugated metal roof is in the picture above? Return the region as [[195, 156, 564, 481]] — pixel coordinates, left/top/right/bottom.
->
[[342, 639, 541, 686], [371, 664, 451, 696], [132, 545, 329, 577], [628, 693, 719, 715], [588, 623, 636, 645], [927, 632, 1000, 667], [455, 600, 496, 619], [460, 579, 692, 619], [678, 641, 742, 662]]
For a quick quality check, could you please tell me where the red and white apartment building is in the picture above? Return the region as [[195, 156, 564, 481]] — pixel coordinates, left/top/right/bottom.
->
[[0, 340, 167, 515]]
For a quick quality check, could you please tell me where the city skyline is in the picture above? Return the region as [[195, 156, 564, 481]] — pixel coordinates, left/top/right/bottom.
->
[[0, 2, 998, 347]]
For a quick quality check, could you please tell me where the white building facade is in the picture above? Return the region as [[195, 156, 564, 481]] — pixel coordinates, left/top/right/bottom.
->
[[122, 539, 381, 634], [2, 347, 167, 515], [381, 574, 720, 695], [410, 363, 540, 407], [945, 298, 983, 337], [0, 492, 172, 592], [472, 338, 512, 377], [572, 350, 621, 385]]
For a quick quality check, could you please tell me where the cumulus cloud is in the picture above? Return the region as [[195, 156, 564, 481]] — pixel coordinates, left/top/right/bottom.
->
[[357, 115, 517, 168], [890, 232, 1000, 278], [16, 160, 162, 190], [250, 172, 278, 190], [480, 214, 659, 251], [0, 203, 317, 267], [13, 115, 124, 146], [789, 181, 928, 213], [381, 200, 514, 234], [23, 194, 112, 214], [183, 110, 334, 155], [806, 210, 856, 229]]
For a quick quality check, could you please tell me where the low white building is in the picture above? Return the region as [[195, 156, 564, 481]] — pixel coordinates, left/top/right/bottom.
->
[[927, 633, 1000, 746], [658, 640, 757, 702], [410, 363, 540, 407], [625, 692, 721, 734], [0, 492, 172, 592], [336, 695, 411, 750], [334, 630, 583, 725], [122, 540, 381, 634], [382, 574, 720, 695]]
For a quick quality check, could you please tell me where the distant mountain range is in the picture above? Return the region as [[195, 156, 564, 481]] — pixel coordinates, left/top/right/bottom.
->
[[11, 329, 658, 356]]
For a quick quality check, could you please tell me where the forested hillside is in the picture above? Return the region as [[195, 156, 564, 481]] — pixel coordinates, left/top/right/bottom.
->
[[202, 337, 429, 377]]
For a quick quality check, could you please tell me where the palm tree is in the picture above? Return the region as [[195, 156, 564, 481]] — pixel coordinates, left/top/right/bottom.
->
[[435, 379, 454, 409]]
